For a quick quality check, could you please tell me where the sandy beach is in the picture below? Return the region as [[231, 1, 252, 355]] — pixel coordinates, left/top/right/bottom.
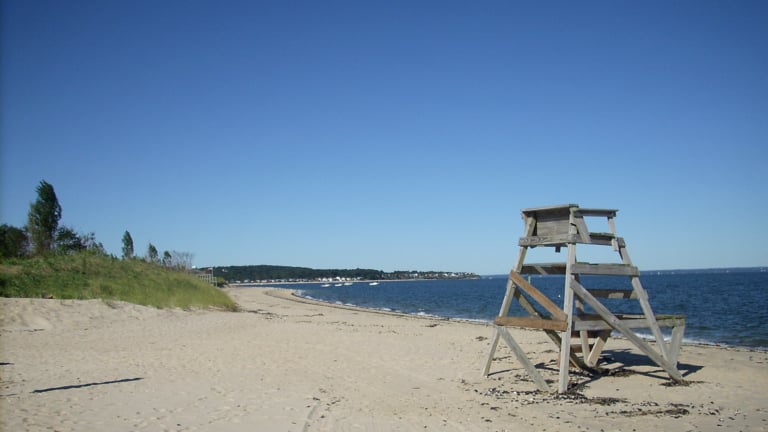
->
[[1, 287, 767, 431]]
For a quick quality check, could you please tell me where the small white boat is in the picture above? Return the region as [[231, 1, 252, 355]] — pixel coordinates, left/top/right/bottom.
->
[[343, 282, 353, 286], [321, 284, 330, 287], [369, 282, 379, 286]]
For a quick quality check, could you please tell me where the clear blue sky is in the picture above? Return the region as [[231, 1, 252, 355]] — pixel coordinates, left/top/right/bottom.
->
[[2, 1, 767, 274]]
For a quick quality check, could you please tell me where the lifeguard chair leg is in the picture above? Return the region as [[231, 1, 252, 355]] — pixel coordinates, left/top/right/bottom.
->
[[498, 327, 550, 392], [669, 323, 685, 366], [483, 327, 501, 376], [586, 330, 611, 367], [571, 280, 684, 383]]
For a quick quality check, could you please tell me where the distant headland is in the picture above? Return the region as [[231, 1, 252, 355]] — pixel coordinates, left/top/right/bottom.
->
[[207, 265, 480, 284]]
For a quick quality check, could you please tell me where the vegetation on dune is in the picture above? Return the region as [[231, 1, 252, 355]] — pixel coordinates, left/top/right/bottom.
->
[[0, 251, 236, 310], [0, 180, 236, 310]]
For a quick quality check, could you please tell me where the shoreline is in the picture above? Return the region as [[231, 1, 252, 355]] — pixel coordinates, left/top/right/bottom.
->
[[275, 286, 768, 353], [2, 287, 767, 431], [270, 287, 491, 326], [231, 277, 479, 287]]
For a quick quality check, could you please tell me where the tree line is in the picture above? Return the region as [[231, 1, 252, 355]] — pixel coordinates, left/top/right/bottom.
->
[[218, 265, 386, 282], [119, 229, 194, 269], [218, 265, 480, 283], [0, 180, 193, 269], [2, 181, 479, 281]]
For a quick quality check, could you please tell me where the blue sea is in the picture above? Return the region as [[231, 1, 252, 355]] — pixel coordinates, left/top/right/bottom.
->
[[264, 269, 768, 350]]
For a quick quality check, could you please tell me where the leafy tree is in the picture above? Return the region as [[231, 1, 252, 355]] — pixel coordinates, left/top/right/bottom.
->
[[53, 226, 104, 255], [0, 224, 28, 258], [121, 230, 134, 259], [162, 250, 172, 267], [55, 226, 86, 254], [146, 243, 159, 264], [26, 180, 62, 256]]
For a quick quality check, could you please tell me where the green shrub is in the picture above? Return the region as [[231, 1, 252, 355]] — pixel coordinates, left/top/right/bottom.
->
[[0, 251, 236, 310]]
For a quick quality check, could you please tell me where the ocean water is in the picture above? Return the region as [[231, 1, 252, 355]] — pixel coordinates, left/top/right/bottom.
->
[[266, 269, 768, 350]]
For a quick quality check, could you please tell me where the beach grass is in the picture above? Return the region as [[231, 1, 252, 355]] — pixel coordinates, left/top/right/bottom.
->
[[0, 251, 236, 310]]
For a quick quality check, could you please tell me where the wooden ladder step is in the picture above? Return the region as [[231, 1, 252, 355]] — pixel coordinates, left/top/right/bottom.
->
[[519, 263, 639, 277], [571, 263, 639, 276], [572, 314, 686, 331], [520, 263, 567, 275], [518, 233, 623, 247]]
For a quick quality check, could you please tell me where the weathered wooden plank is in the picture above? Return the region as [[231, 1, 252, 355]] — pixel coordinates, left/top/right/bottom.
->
[[669, 324, 685, 366], [571, 263, 639, 276], [572, 314, 685, 331], [486, 234, 530, 376], [519, 234, 576, 246], [588, 232, 616, 239], [631, 276, 670, 361], [607, 216, 619, 251], [588, 232, 617, 242], [558, 242, 578, 393], [509, 272, 568, 321], [535, 219, 571, 237], [586, 330, 612, 367], [520, 264, 638, 278], [521, 204, 578, 214], [570, 280, 684, 383], [494, 316, 568, 331], [483, 327, 502, 377], [522, 215, 537, 239], [579, 329, 591, 361], [575, 208, 618, 217], [584, 236, 616, 246], [486, 245, 531, 376], [520, 263, 567, 275], [496, 275, 518, 319], [519, 234, 617, 247], [485, 259, 576, 377], [573, 215, 591, 243], [497, 327, 551, 392], [573, 317, 654, 331]]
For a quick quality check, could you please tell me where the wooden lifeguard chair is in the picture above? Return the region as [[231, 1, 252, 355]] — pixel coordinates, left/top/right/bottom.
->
[[483, 204, 686, 393]]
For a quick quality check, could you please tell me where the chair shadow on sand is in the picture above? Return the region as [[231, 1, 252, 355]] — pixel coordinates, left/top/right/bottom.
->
[[559, 348, 701, 388], [600, 348, 702, 377], [32, 377, 143, 394], [497, 348, 704, 390]]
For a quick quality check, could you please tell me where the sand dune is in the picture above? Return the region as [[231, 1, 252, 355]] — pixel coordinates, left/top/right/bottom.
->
[[1, 287, 766, 431]]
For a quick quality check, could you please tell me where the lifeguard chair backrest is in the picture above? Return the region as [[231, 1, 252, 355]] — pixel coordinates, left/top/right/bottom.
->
[[520, 204, 619, 247], [522, 204, 577, 238]]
